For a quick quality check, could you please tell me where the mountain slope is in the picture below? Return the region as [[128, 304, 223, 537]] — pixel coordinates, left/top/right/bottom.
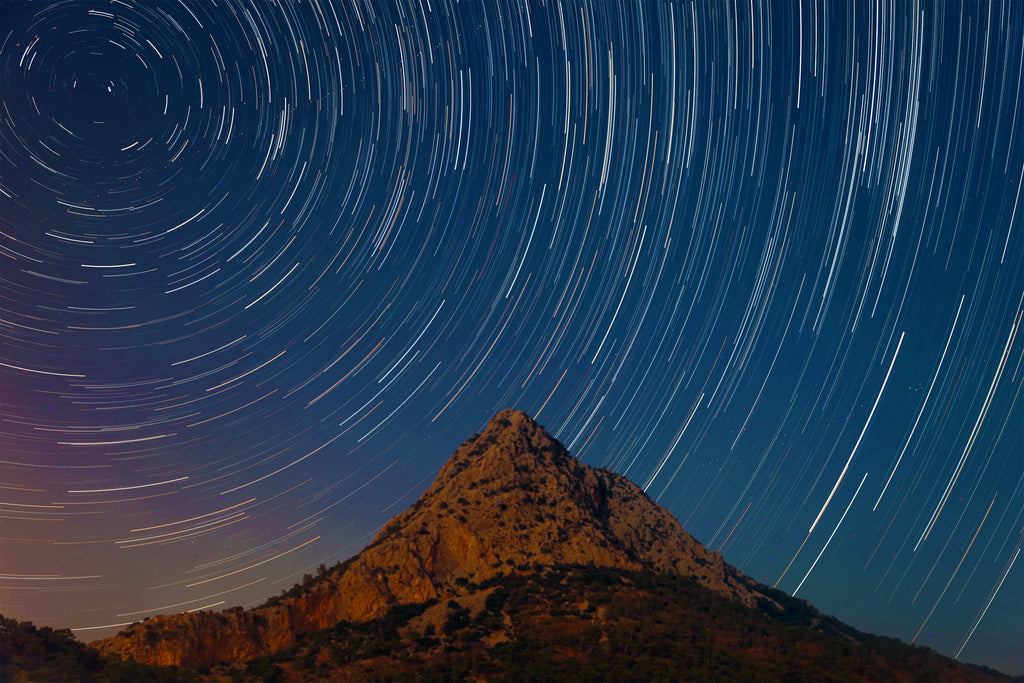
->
[[219, 565, 1009, 683]]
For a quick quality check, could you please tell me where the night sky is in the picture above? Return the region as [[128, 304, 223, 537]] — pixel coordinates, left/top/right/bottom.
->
[[2, 0, 1022, 673]]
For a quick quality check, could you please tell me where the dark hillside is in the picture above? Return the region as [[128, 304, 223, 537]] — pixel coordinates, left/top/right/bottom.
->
[[212, 565, 1010, 683]]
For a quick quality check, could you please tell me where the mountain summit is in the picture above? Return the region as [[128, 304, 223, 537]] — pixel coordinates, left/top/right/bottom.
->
[[357, 409, 764, 608], [95, 409, 764, 668]]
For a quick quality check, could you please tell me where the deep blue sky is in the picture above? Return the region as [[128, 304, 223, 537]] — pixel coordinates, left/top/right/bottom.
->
[[2, 0, 1021, 674]]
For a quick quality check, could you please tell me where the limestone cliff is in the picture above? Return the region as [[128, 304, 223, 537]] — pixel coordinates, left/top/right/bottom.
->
[[94, 409, 767, 668]]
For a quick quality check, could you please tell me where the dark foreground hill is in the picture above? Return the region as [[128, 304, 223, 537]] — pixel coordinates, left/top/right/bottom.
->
[[3, 410, 1014, 681], [0, 616, 191, 682]]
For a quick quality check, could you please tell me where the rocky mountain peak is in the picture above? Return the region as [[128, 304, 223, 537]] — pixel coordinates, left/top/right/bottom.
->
[[375, 409, 609, 543], [427, 409, 579, 493]]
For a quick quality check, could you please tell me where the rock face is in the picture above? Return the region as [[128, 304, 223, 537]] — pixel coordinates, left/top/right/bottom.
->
[[94, 409, 767, 668]]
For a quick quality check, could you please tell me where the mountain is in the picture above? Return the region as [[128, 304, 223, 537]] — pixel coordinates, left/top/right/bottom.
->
[[92, 409, 765, 669], [77, 410, 1010, 681]]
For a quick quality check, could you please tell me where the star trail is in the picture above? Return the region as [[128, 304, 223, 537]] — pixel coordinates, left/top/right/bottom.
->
[[1, 0, 1022, 673]]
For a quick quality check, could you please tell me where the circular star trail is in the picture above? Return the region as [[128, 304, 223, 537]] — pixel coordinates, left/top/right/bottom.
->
[[1, 0, 1021, 673]]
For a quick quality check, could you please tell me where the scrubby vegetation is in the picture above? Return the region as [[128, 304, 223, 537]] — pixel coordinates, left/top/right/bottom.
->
[[0, 615, 195, 682]]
